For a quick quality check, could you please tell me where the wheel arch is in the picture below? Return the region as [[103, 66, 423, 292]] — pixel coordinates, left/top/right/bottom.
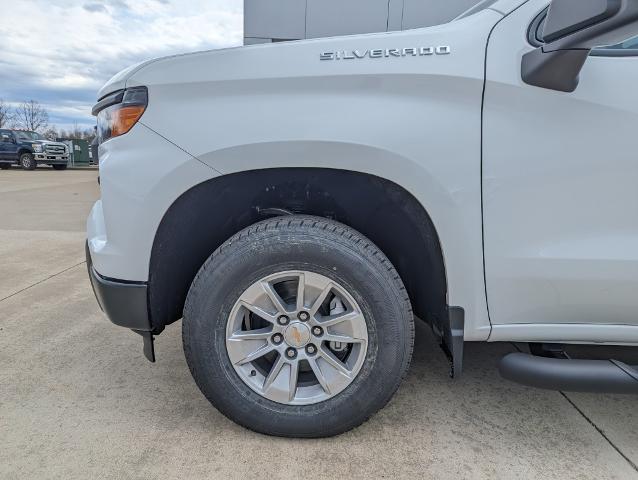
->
[[147, 168, 448, 335]]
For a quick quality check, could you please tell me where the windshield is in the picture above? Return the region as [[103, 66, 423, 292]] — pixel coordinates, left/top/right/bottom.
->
[[15, 131, 44, 141]]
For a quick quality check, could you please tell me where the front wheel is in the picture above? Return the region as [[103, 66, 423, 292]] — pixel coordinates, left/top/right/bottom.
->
[[20, 153, 36, 170], [183, 215, 414, 437], [52, 164, 67, 171]]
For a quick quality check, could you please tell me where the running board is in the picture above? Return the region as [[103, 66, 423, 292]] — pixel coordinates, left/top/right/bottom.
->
[[499, 352, 638, 394]]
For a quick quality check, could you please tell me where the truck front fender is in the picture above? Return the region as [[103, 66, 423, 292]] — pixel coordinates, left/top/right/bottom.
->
[[198, 139, 490, 341]]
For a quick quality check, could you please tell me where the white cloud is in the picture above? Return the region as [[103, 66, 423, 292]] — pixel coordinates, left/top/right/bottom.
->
[[0, 0, 243, 129]]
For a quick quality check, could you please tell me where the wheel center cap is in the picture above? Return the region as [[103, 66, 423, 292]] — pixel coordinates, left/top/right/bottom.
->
[[283, 322, 311, 348]]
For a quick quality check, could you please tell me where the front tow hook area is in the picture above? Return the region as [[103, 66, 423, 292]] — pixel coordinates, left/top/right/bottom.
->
[[499, 352, 638, 394]]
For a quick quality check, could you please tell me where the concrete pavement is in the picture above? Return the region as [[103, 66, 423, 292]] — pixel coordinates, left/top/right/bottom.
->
[[1, 168, 636, 479]]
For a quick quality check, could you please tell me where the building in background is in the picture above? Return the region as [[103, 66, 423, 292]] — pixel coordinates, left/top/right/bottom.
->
[[244, 0, 485, 44]]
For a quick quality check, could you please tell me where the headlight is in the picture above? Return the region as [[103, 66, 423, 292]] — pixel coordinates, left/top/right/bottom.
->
[[32, 144, 43, 153], [93, 86, 148, 144]]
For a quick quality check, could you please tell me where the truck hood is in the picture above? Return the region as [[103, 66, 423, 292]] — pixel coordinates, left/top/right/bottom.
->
[[95, 0, 528, 100], [112, 16, 487, 94], [96, 46, 246, 101], [96, 49, 220, 100]]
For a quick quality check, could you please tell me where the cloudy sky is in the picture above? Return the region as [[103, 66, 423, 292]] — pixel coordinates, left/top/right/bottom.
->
[[0, 0, 242, 131]]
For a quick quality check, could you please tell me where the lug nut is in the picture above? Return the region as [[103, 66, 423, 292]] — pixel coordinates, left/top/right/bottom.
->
[[312, 326, 323, 336], [305, 344, 317, 355], [277, 315, 290, 326], [271, 333, 283, 345], [285, 347, 297, 359], [298, 311, 310, 321]]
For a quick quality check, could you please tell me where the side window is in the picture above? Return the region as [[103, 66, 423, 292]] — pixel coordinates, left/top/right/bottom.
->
[[529, 9, 638, 57], [0, 132, 13, 143], [593, 35, 638, 56]]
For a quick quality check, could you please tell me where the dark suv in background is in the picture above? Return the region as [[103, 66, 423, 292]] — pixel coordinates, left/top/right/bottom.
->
[[0, 129, 69, 170]]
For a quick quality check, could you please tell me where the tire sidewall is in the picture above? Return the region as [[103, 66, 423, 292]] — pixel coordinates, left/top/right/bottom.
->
[[184, 223, 412, 436]]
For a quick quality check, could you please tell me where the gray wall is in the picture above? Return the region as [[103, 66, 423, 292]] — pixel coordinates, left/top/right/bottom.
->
[[244, 0, 482, 44]]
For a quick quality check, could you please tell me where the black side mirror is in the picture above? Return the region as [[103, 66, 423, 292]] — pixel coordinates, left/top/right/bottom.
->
[[522, 0, 638, 92]]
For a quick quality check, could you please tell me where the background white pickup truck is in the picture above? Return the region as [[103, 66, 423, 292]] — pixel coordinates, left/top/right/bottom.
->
[[87, 0, 638, 437]]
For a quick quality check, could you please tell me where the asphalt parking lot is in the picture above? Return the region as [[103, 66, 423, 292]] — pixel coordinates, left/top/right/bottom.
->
[[1, 168, 637, 479]]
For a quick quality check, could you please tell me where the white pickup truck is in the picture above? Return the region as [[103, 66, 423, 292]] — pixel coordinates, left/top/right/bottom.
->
[[87, 0, 638, 437]]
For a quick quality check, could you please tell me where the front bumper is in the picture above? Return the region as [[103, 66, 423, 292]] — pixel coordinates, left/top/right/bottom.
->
[[35, 153, 69, 164], [85, 122, 218, 361], [86, 242, 151, 331], [86, 242, 156, 361]]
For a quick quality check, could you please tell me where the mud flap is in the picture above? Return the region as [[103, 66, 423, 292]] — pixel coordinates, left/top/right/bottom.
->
[[134, 330, 155, 362], [433, 306, 465, 378]]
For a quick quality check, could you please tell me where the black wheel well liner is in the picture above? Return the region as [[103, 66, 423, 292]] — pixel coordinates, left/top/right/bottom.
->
[[148, 168, 447, 334]]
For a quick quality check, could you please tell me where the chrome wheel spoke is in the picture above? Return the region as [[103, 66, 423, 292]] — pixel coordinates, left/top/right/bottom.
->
[[263, 356, 299, 403], [288, 360, 299, 402], [319, 310, 367, 344], [319, 347, 352, 378], [234, 343, 274, 366], [238, 300, 277, 324], [308, 357, 332, 395], [295, 273, 306, 311], [308, 282, 333, 317], [263, 354, 286, 392], [317, 310, 364, 328], [261, 281, 290, 314], [229, 327, 273, 341], [322, 332, 365, 344]]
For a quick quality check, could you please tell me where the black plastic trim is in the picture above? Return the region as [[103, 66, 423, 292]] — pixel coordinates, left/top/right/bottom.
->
[[543, 0, 621, 43], [92, 90, 124, 116], [528, 7, 638, 57], [92, 86, 149, 117], [135, 330, 156, 362], [521, 47, 590, 92], [86, 243, 152, 331], [528, 9, 549, 48], [436, 306, 465, 378]]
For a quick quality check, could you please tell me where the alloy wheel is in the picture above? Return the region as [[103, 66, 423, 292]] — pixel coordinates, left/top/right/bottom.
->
[[225, 270, 368, 405]]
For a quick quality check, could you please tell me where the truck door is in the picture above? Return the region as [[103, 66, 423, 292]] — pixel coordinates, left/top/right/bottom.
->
[[0, 130, 14, 160], [482, 0, 638, 337], [7, 132, 20, 159]]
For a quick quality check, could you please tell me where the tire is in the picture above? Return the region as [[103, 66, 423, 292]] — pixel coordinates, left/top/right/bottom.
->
[[52, 164, 67, 171], [0, 163, 10, 170], [20, 153, 36, 170], [183, 215, 414, 438]]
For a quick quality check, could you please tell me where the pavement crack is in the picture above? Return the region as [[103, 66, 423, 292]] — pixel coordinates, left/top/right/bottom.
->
[[560, 392, 638, 473], [510, 343, 638, 473], [0, 261, 86, 304]]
